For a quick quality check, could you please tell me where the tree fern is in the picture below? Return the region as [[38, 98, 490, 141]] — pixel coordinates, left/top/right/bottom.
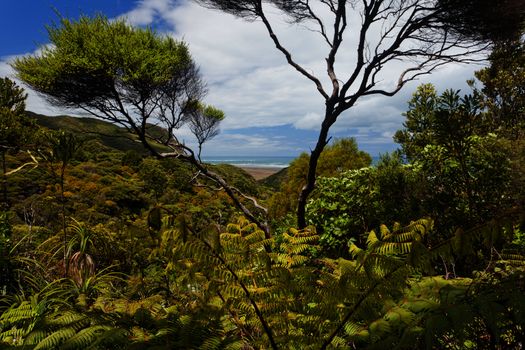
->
[[6, 212, 517, 349], [148, 213, 440, 349]]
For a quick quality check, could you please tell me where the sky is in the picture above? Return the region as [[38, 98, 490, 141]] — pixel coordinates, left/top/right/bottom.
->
[[0, 0, 483, 157]]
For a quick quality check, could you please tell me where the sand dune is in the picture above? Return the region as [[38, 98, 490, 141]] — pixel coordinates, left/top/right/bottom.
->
[[239, 166, 282, 180]]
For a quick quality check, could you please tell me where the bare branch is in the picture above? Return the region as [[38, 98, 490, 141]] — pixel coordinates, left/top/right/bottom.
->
[[257, 2, 330, 99], [340, 0, 381, 99], [360, 60, 450, 97], [5, 151, 38, 176], [149, 142, 270, 236], [230, 186, 269, 215], [305, 0, 333, 47], [326, 0, 347, 99]]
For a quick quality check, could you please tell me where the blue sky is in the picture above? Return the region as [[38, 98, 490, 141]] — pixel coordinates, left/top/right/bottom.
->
[[0, 1, 133, 55], [0, 0, 481, 157]]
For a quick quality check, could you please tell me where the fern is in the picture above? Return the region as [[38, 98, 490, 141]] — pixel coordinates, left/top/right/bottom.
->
[[147, 214, 441, 349], [33, 326, 77, 350], [10, 211, 512, 349]]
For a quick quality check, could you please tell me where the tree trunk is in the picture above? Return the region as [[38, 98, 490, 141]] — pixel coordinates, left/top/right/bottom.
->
[[197, 143, 203, 162], [297, 107, 337, 229], [1, 151, 7, 210], [61, 164, 67, 277]]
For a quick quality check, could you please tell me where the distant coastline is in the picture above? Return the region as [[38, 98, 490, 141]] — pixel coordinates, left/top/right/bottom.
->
[[204, 155, 381, 168], [203, 155, 382, 180], [238, 166, 283, 180], [203, 156, 295, 168], [203, 156, 291, 180]]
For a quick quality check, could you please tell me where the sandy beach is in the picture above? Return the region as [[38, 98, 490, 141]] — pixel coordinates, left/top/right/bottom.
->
[[239, 166, 283, 180]]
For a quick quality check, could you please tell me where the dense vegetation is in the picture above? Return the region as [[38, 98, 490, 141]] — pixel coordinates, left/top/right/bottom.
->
[[1, 11, 524, 350]]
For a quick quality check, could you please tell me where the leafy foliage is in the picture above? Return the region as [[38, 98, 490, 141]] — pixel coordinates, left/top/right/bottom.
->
[[0, 78, 33, 152], [394, 84, 516, 242], [188, 103, 225, 160], [2, 7, 525, 350], [438, 0, 525, 42], [0, 78, 37, 208], [13, 14, 206, 155], [0, 213, 14, 295], [306, 154, 423, 255], [474, 41, 525, 138], [306, 167, 378, 252], [144, 214, 439, 349], [268, 138, 371, 221]]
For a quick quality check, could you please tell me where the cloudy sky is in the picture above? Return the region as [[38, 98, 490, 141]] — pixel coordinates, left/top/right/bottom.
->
[[0, 0, 483, 157]]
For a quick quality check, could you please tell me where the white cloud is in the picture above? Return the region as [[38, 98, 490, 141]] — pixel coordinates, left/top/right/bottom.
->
[[200, 132, 291, 156], [0, 59, 14, 79], [294, 112, 323, 130], [205, 64, 322, 129], [2, 0, 486, 156], [161, 1, 331, 81], [119, 0, 175, 26], [0, 54, 67, 116], [145, 1, 482, 149]]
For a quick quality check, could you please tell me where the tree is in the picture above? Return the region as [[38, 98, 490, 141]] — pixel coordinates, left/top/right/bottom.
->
[[40, 131, 82, 276], [437, 0, 525, 43], [14, 16, 202, 148], [393, 84, 439, 161], [394, 84, 488, 161], [474, 41, 525, 138], [188, 103, 225, 160], [268, 138, 371, 220], [306, 153, 421, 255], [473, 41, 525, 236], [13, 15, 270, 236], [394, 84, 514, 253], [138, 158, 169, 201], [194, 0, 488, 228], [0, 78, 25, 118], [0, 78, 36, 208]]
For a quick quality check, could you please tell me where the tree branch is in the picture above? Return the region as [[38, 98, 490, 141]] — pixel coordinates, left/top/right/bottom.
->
[[158, 143, 271, 238], [319, 265, 403, 350], [186, 224, 279, 350], [257, 1, 329, 99]]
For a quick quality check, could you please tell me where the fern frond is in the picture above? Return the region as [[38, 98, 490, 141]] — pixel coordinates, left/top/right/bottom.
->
[[226, 224, 241, 234], [499, 252, 525, 266], [44, 311, 85, 328], [0, 301, 35, 326], [33, 327, 76, 350], [60, 325, 114, 350], [343, 321, 363, 336]]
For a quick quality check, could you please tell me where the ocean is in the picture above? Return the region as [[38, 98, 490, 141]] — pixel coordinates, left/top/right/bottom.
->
[[203, 155, 381, 168], [203, 156, 296, 168]]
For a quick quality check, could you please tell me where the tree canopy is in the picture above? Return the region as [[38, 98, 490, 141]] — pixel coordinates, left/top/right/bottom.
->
[[474, 42, 525, 137], [0, 78, 31, 153], [188, 103, 225, 160], [14, 15, 203, 149], [394, 83, 515, 248], [438, 0, 525, 43], [0, 78, 37, 208]]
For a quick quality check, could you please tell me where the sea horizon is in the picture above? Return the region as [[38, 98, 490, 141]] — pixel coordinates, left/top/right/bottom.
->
[[203, 156, 295, 168], [203, 155, 381, 168]]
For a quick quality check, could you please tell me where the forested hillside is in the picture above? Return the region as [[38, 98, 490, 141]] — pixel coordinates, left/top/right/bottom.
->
[[28, 112, 167, 154], [1, 5, 525, 349]]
